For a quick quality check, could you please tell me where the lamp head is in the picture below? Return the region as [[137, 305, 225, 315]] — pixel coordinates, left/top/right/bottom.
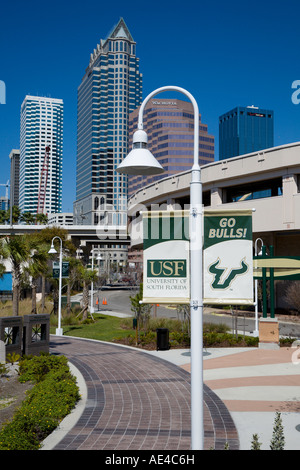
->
[[48, 244, 57, 254], [116, 130, 164, 175]]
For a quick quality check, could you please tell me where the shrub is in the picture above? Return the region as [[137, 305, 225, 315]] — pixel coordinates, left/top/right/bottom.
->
[[283, 281, 300, 314], [18, 353, 69, 383], [6, 352, 20, 364], [203, 332, 259, 348], [270, 412, 285, 450], [203, 322, 230, 334], [0, 354, 80, 450], [251, 433, 262, 450]]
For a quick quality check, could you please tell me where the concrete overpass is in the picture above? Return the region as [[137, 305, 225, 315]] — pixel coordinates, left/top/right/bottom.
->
[[0, 224, 130, 247]]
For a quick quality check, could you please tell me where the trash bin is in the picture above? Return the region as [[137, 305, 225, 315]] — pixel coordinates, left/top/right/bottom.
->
[[156, 328, 169, 351]]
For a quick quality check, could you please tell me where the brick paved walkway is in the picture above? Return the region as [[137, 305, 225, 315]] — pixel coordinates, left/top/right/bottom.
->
[[49, 337, 239, 450]]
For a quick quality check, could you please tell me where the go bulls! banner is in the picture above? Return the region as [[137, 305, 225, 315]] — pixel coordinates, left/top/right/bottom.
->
[[142, 211, 190, 304], [142, 209, 253, 306], [203, 210, 253, 305]]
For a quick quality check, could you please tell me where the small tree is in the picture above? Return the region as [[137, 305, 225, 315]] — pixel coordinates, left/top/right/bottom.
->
[[270, 412, 285, 450], [251, 433, 262, 450], [77, 265, 98, 321], [20, 212, 35, 225], [0, 235, 32, 315], [130, 283, 151, 329], [35, 213, 48, 225], [284, 281, 300, 314], [65, 257, 82, 315]]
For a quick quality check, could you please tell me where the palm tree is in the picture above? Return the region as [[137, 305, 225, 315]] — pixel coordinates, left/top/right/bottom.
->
[[34, 226, 76, 311], [64, 257, 82, 315], [10, 206, 21, 224], [35, 213, 48, 225], [0, 210, 7, 224], [20, 212, 35, 225], [0, 235, 31, 315], [24, 241, 49, 314]]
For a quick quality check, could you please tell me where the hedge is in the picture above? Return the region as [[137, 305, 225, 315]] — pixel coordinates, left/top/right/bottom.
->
[[0, 354, 80, 450]]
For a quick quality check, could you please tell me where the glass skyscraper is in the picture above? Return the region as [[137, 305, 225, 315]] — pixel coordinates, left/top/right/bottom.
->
[[19, 95, 63, 215], [219, 105, 274, 160], [74, 18, 142, 225]]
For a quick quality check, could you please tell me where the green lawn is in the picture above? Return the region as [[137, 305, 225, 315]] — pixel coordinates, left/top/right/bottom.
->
[[51, 314, 135, 342]]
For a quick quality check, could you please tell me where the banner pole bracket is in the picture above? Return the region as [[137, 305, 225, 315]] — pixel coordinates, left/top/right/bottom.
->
[[190, 207, 202, 217]]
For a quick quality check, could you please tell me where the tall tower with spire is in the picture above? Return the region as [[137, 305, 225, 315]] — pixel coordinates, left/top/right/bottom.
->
[[74, 18, 143, 225]]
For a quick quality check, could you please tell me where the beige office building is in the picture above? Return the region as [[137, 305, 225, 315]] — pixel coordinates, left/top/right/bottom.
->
[[128, 99, 214, 196]]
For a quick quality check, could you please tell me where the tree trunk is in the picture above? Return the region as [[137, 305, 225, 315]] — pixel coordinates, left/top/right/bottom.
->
[[12, 264, 20, 316], [82, 280, 89, 321], [31, 280, 37, 314], [12, 285, 19, 316], [41, 276, 46, 312], [52, 288, 58, 316], [67, 282, 71, 315]]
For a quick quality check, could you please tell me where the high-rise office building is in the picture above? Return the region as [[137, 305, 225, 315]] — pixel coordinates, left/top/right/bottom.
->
[[128, 99, 214, 196], [74, 18, 142, 225], [219, 105, 274, 160], [9, 149, 20, 208], [19, 95, 63, 215]]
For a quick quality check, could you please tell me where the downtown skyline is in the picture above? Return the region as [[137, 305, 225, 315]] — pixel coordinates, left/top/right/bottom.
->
[[1, 0, 300, 213]]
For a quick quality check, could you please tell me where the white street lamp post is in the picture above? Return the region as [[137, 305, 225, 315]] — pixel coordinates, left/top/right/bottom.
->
[[90, 249, 102, 314], [48, 236, 63, 336], [254, 238, 264, 336], [117, 85, 204, 450]]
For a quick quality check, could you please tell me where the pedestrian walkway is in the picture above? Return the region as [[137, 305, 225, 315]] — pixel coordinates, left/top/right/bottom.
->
[[178, 346, 300, 450], [43, 337, 300, 451], [43, 336, 238, 450]]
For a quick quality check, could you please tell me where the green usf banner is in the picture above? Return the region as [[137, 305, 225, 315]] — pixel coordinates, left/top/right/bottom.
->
[[53, 261, 69, 279], [203, 210, 253, 305], [142, 211, 190, 304]]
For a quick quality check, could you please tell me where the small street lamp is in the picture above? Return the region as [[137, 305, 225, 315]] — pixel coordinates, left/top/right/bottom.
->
[[48, 236, 63, 336], [90, 248, 102, 314]]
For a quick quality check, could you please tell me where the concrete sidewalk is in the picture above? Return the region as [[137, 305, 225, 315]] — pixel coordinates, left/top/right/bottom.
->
[[149, 346, 300, 450]]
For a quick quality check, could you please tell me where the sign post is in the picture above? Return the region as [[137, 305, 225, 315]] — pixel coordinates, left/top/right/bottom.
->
[[253, 250, 300, 347]]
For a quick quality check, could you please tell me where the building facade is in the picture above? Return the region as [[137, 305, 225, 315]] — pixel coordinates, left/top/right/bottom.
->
[[219, 105, 274, 160], [128, 99, 214, 196], [74, 18, 143, 226], [127, 141, 300, 309], [48, 212, 73, 225], [19, 95, 63, 215]]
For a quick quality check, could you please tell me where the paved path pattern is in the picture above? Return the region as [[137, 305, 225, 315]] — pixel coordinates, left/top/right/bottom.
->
[[50, 337, 239, 450]]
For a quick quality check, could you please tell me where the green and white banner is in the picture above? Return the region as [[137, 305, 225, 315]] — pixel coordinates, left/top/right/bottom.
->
[[203, 210, 253, 305], [142, 211, 190, 304]]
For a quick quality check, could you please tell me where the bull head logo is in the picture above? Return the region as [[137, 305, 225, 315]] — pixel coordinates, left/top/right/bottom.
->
[[208, 257, 248, 289]]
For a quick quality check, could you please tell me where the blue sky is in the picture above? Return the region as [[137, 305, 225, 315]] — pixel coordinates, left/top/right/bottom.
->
[[0, 0, 300, 212]]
